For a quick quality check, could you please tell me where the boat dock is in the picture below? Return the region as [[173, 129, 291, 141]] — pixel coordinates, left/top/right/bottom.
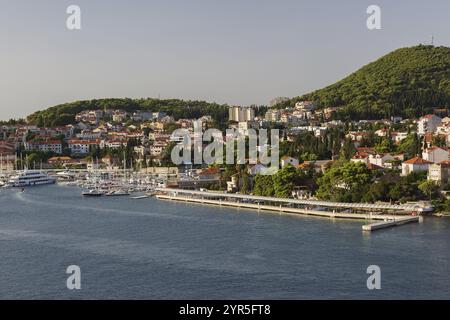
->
[[362, 216, 421, 231], [155, 188, 428, 230]]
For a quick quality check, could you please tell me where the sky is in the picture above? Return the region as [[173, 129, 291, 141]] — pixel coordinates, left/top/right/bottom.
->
[[0, 0, 449, 120]]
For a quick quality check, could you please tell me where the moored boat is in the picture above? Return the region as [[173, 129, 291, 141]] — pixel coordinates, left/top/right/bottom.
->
[[105, 190, 130, 197], [8, 171, 56, 187], [82, 189, 104, 197]]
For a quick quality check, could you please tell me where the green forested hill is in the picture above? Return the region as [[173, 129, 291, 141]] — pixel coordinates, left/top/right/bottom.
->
[[277, 45, 450, 120], [27, 98, 229, 128]]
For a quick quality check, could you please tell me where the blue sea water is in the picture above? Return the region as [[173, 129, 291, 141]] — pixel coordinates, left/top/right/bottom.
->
[[0, 185, 449, 299]]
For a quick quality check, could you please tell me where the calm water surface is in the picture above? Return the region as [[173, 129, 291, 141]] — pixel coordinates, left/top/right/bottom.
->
[[0, 185, 449, 299]]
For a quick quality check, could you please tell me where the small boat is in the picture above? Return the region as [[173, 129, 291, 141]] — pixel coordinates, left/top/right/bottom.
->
[[105, 190, 130, 197], [130, 195, 148, 200], [82, 189, 104, 197]]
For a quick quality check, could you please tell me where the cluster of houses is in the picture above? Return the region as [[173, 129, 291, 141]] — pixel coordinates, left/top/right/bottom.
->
[[348, 114, 450, 185], [2, 103, 450, 191], [264, 101, 337, 125], [74, 109, 168, 125], [0, 108, 222, 172]]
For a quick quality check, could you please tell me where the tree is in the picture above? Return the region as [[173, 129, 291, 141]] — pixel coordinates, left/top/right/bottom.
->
[[240, 172, 250, 194], [432, 135, 447, 148], [374, 136, 396, 153], [272, 165, 298, 198], [160, 141, 178, 166], [398, 133, 421, 157], [340, 138, 356, 160], [316, 161, 372, 202], [276, 45, 450, 120], [418, 180, 439, 201], [363, 180, 393, 203], [253, 174, 274, 197]]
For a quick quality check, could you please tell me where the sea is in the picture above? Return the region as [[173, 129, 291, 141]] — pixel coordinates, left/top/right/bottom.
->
[[0, 185, 449, 299]]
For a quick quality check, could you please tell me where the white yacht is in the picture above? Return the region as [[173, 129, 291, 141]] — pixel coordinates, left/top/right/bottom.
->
[[8, 171, 56, 187], [56, 170, 76, 181]]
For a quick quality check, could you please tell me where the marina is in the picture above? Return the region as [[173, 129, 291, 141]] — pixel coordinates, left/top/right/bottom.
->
[[0, 169, 433, 232]]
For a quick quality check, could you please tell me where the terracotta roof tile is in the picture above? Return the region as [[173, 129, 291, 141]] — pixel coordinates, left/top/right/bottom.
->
[[403, 157, 432, 165]]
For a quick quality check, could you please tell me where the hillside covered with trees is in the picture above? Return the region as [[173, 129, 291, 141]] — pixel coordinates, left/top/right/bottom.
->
[[275, 45, 450, 120], [26, 98, 229, 128]]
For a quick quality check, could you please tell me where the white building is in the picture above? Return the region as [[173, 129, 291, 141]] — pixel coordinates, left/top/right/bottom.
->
[[238, 121, 259, 135], [401, 157, 432, 176], [428, 161, 450, 184], [229, 106, 255, 122], [281, 156, 299, 168], [391, 132, 408, 143], [417, 114, 442, 135], [265, 110, 281, 122], [25, 139, 62, 154], [68, 139, 101, 155], [351, 152, 370, 165], [368, 153, 396, 168], [294, 101, 316, 111], [422, 146, 449, 163], [112, 110, 128, 122]]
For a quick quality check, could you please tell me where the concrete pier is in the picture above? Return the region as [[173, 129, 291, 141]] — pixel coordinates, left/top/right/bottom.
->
[[362, 216, 420, 231], [157, 194, 407, 221]]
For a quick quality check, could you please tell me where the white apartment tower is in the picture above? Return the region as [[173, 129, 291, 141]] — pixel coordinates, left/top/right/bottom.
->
[[229, 106, 255, 122], [417, 114, 442, 135]]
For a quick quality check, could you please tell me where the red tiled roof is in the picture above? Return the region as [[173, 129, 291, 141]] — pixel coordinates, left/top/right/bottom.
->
[[420, 114, 437, 120], [356, 147, 375, 154], [403, 157, 432, 165], [352, 152, 369, 159], [68, 139, 101, 145], [28, 139, 61, 145], [201, 168, 219, 174]]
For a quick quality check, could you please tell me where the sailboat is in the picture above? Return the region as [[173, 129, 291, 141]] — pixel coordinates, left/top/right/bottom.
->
[[82, 158, 104, 196], [104, 152, 130, 197]]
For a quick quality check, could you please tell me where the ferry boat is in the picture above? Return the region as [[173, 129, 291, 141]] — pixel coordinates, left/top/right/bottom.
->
[[8, 171, 56, 187]]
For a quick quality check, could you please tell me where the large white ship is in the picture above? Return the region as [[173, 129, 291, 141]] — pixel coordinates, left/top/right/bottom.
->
[[8, 171, 56, 187]]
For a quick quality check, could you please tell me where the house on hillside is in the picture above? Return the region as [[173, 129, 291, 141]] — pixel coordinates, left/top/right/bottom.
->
[[417, 114, 442, 135], [428, 160, 450, 184], [422, 146, 449, 163], [281, 156, 299, 168], [401, 157, 432, 176]]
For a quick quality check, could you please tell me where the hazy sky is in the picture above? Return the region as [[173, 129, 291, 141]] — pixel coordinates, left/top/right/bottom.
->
[[1, 0, 449, 120]]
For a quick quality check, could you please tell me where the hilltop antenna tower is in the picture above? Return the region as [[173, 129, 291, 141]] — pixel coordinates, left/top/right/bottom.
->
[[431, 34, 434, 46]]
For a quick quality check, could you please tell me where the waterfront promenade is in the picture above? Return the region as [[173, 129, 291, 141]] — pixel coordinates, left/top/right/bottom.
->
[[155, 188, 430, 222]]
